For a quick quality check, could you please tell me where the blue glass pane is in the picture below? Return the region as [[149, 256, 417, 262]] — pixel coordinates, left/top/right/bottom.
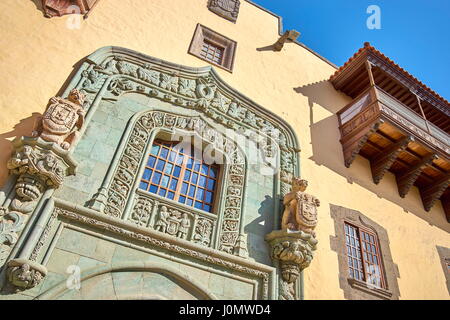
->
[[160, 148, 169, 159], [181, 182, 188, 194], [184, 170, 191, 181], [139, 181, 149, 190], [156, 160, 165, 171], [164, 163, 173, 174], [201, 164, 209, 175], [196, 188, 204, 200], [194, 161, 201, 172], [158, 189, 167, 197], [175, 154, 184, 165], [189, 186, 196, 197], [186, 198, 193, 206], [150, 145, 160, 155], [147, 156, 156, 168], [191, 173, 198, 184], [207, 179, 215, 190], [169, 151, 176, 162], [198, 175, 207, 187], [209, 167, 217, 178], [173, 166, 181, 177], [204, 204, 211, 212], [194, 201, 202, 209], [161, 175, 170, 188], [186, 158, 193, 169], [142, 168, 152, 181], [169, 178, 178, 191], [205, 191, 212, 203], [149, 185, 158, 193], [152, 172, 162, 184], [167, 192, 175, 200], [179, 196, 186, 204]]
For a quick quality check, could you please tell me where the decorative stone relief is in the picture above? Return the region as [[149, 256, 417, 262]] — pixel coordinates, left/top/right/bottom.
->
[[41, 0, 100, 18], [154, 206, 191, 240], [266, 177, 319, 300], [130, 196, 154, 227], [32, 89, 86, 150], [266, 231, 317, 300], [6, 258, 47, 290], [0, 89, 81, 290], [128, 193, 215, 247], [193, 218, 214, 247], [0, 138, 77, 273], [281, 178, 319, 237], [208, 0, 241, 23]]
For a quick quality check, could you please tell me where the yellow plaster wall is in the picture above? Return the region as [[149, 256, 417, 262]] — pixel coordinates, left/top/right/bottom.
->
[[0, 0, 449, 299]]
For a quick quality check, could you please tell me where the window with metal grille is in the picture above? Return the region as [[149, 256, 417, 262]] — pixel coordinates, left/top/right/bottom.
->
[[344, 222, 386, 288], [188, 24, 237, 72], [139, 139, 219, 213], [200, 40, 224, 65]]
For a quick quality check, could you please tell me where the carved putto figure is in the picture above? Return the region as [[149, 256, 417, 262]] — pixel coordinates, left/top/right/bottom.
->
[[154, 206, 170, 233], [33, 89, 86, 150], [281, 178, 320, 236]]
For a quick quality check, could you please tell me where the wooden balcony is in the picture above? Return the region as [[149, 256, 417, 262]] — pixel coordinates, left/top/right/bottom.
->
[[337, 85, 450, 219]]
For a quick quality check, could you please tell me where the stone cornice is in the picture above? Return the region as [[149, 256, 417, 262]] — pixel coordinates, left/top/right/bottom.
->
[[51, 197, 276, 299]]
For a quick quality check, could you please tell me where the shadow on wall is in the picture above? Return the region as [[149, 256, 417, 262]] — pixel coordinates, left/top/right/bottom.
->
[[244, 195, 274, 264], [0, 113, 41, 187], [0, 52, 90, 189], [30, 0, 44, 15], [294, 81, 450, 233]]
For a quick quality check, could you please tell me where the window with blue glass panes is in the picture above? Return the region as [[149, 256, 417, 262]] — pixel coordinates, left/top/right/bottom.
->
[[139, 139, 219, 213]]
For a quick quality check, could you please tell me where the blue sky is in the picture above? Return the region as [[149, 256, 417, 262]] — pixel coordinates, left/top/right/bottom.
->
[[252, 0, 450, 101]]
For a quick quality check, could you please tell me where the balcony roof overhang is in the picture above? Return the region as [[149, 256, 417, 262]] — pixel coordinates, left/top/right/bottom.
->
[[332, 43, 450, 222], [330, 42, 450, 134]]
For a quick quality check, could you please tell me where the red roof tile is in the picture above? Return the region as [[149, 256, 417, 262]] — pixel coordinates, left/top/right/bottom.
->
[[330, 42, 450, 108]]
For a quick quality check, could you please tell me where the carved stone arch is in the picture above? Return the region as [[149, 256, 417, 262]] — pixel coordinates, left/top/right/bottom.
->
[[35, 262, 217, 300], [61, 46, 300, 253]]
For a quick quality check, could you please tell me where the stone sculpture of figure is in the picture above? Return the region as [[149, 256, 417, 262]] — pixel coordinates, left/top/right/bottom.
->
[[281, 178, 320, 236], [154, 206, 170, 233], [32, 88, 86, 150], [177, 213, 190, 239]]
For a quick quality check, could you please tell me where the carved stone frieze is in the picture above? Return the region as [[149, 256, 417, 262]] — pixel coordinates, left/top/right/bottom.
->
[[154, 206, 191, 240], [6, 258, 47, 290]]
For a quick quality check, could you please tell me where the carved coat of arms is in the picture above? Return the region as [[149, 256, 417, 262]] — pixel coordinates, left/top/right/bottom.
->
[[208, 0, 240, 21]]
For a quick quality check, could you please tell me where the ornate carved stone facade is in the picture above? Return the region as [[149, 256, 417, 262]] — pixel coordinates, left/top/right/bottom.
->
[[77, 47, 299, 259], [0, 46, 300, 299]]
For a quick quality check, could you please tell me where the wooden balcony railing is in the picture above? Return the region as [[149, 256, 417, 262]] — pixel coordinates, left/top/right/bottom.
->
[[336, 86, 450, 220], [337, 86, 450, 158]]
